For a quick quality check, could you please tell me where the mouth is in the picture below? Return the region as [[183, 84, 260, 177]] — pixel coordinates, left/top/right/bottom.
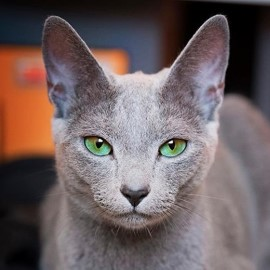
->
[[107, 210, 163, 230]]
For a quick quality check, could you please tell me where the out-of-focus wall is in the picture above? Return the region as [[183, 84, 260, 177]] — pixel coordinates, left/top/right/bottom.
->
[[0, 1, 181, 73], [253, 9, 270, 120]]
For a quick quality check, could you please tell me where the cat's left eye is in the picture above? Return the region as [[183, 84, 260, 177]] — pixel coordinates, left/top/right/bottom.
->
[[159, 139, 187, 158], [84, 136, 112, 156]]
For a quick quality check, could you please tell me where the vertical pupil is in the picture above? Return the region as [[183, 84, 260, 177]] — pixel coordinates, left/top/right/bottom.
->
[[168, 140, 175, 150], [95, 138, 104, 149]]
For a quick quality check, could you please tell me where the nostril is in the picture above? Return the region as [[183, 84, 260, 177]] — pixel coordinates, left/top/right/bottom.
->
[[120, 185, 150, 207]]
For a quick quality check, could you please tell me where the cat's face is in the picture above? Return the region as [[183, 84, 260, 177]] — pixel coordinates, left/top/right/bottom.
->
[[42, 15, 229, 229]]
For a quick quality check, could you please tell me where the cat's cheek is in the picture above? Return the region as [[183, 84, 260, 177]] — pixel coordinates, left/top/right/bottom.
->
[[91, 182, 129, 211], [154, 148, 208, 197], [56, 141, 121, 206]]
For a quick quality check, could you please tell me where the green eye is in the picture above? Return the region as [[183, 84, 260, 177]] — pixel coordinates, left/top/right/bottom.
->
[[84, 136, 112, 156], [159, 139, 187, 158]]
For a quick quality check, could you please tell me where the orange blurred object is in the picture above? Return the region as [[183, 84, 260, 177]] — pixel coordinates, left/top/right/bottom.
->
[[0, 46, 129, 162]]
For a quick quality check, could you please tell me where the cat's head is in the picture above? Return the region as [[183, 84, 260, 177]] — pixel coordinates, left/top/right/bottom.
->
[[42, 15, 229, 230]]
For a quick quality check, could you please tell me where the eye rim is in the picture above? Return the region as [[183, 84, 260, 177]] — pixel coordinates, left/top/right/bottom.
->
[[159, 138, 187, 158], [84, 136, 113, 156]]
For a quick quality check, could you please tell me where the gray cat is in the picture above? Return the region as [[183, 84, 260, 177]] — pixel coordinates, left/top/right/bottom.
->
[[40, 15, 270, 270]]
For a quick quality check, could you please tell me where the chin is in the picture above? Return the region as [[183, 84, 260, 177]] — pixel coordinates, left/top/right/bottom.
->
[[105, 211, 166, 230]]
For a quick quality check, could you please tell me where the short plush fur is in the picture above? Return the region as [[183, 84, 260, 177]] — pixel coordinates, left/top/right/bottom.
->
[[40, 15, 270, 270]]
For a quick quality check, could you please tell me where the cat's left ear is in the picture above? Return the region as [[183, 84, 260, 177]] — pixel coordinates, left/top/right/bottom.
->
[[164, 15, 229, 121]]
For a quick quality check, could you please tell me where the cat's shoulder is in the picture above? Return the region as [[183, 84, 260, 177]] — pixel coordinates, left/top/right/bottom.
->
[[220, 94, 270, 138], [221, 94, 259, 116]]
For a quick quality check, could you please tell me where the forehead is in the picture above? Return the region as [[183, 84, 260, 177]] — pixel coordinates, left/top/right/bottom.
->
[[110, 72, 200, 143], [69, 71, 202, 148], [112, 72, 165, 132], [114, 73, 163, 119]]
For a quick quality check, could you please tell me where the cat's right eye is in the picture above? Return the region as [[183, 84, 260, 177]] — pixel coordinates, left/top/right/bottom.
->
[[84, 136, 112, 156]]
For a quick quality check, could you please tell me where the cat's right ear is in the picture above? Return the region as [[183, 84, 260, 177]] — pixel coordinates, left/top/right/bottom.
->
[[163, 15, 229, 122], [42, 16, 109, 118]]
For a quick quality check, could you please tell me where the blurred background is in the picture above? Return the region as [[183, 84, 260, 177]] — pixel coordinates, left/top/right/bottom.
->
[[0, 0, 270, 269]]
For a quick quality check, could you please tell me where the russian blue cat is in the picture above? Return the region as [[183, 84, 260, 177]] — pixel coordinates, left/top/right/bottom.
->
[[41, 15, 270, 270]]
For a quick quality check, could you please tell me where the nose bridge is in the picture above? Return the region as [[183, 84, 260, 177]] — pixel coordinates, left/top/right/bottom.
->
[[120, 159, 151, 189], [119, 158, 152, 207]]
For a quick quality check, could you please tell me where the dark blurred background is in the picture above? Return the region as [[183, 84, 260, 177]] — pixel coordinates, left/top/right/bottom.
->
[[0, 0, 270, 269]]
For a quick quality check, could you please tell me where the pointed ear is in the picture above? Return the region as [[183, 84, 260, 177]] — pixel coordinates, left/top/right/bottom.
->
[[164, 15, 229, 121], [42, 16, 109, 118]]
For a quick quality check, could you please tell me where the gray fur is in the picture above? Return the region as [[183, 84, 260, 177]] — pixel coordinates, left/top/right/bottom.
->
[[40, 15, 270, 270]]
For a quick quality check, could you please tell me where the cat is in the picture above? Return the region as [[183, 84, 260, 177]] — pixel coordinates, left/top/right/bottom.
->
[[40, 14, 270, 270]]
